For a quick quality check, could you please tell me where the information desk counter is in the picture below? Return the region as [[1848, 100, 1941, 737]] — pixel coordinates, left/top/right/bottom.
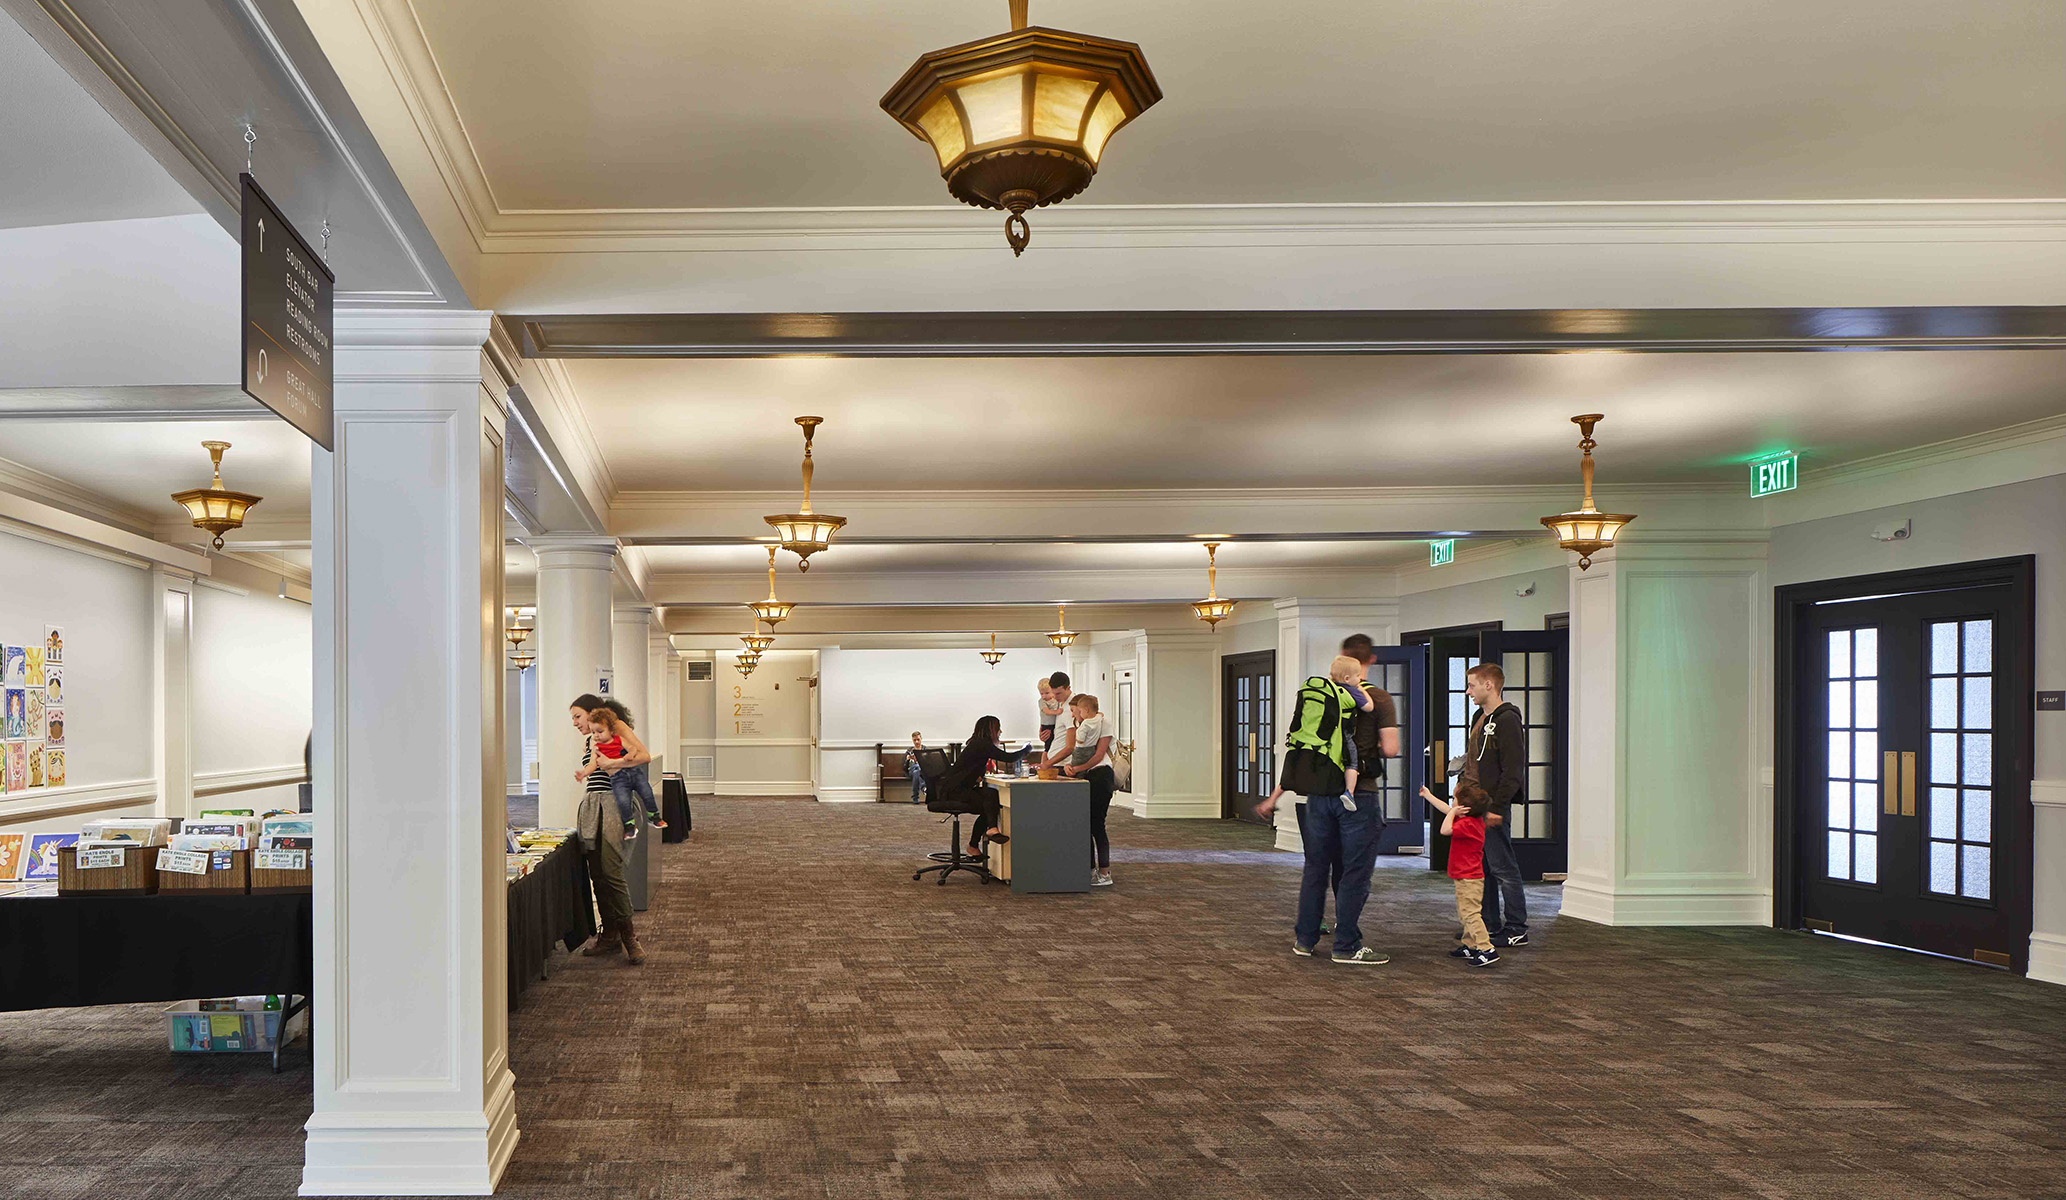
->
[[985, 776, 1092, 894]]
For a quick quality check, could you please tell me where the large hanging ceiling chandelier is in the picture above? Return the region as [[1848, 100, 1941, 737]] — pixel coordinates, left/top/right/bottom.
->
[[170, 440, 262, 550], [1540, 414, 1637, 571], [880, 0, 1162, 256], [763, 417, 847, 572], [1046, 604, 1077, 653], [1191, 542, 1237, 628], [748, 546, 797, 627], [980, 632, 1007, 668]]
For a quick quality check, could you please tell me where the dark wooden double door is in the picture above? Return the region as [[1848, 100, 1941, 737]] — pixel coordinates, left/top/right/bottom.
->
[[1411, 625, 1570, 881], [1788, 562, 2034, 972]]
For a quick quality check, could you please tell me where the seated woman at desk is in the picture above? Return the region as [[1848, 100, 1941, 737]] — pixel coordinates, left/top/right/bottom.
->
[[937, 714, 1035, 858]]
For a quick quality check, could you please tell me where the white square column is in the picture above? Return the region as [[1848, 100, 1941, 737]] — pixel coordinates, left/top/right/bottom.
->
[[1270, 599, 1401, 851], [151, 567, 196, 820], [302, 311, 515, 1196], [531, 539, 618, 829], [647, 630, 674, 776], [610, 605, 654, 744], [1129, 630, 1221, 819], [1561, 541, 1772, 926]]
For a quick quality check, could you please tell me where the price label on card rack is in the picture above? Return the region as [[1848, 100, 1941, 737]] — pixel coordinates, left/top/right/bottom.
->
[[77, 847, 125, 869], [257, 849, 308, 872], [158, 849, 210, 876]]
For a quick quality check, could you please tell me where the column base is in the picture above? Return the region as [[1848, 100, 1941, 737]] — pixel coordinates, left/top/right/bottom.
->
[[300, 1069, 519, 1197], [2029, 933, 2066, 987], [1132, 791, 1218, 819], [814, 787, 879, 803], [1559, 875, 1771, 926]]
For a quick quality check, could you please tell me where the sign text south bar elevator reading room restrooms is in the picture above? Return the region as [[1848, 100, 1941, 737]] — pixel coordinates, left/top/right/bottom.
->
[[241, 173, 335, 450]]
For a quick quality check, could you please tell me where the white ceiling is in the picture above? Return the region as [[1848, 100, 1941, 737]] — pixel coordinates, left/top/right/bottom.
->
[[637, 539, 1426, 576], [0, 420, 311, 523], [402, 0, 2066, 212], [0, 10, 200, 230], [571, 349, 2066, 493]]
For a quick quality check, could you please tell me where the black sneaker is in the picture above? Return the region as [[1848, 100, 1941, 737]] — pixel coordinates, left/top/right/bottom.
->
[[1466, 948, 1502, 968], [1495, 932, 1530, 948], [1449, 945, 1469, 958]]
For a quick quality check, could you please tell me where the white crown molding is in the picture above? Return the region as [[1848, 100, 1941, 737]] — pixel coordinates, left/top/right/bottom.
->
[[523, 354, 619, 504], [614, 481, 1738, 513], [0, 453, 157, 533], [1761, 411, 2066, 526], [195, 764, 308, 798]]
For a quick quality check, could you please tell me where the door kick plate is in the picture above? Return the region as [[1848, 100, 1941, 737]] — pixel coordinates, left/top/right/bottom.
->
[[1805, 918, 1835, 933], [1973, 948, 2012, 968]]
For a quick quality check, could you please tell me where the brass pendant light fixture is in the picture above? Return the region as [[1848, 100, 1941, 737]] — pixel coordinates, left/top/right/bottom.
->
[[980, 632, 1007, 667], [749, 546, 797, 627], [1046, 604, 1077, 652], [762, 417, 847, 572], [1540, 414, 1637, 570], [1191, 542, 1237, 628], [509, 651, 536, 672], [170, 441, 262, 550], [736, 649, 762, 676], [880, 0, 1163, 256], [741, 617, 776, 656], [504, 608, 532, 651]]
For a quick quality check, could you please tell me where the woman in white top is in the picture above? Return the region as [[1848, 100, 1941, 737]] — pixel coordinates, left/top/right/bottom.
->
[[1059, 693, 1118, 887]]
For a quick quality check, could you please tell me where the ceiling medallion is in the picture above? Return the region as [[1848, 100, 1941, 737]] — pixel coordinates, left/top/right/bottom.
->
[[1191, 542, 1237, 628], [980, 632, 1007, 668], [170, 440, 262, 550], [763, 417, 847, 572], [1540, 414, 1638, 570], [881, 0, 1162, 256], [749, 546, 797, 626]]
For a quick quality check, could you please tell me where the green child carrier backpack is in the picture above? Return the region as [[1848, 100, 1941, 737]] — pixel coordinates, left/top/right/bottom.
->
[[1278, 675, 1349, 796]]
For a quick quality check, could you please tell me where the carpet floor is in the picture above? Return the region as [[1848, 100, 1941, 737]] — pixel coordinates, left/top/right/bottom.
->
[[4, 798, 2065, 1198]]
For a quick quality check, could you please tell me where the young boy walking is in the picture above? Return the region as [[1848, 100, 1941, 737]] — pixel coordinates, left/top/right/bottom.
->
[[1422, 782, 1500, 967]]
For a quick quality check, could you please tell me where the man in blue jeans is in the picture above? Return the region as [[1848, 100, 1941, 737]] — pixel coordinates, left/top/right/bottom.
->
[[902, 732, 926, 803], [1463, 662, 1530, 947]]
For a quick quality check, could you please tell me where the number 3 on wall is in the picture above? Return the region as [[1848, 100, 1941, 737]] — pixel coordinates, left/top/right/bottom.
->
[[733, 686, 742, 698]]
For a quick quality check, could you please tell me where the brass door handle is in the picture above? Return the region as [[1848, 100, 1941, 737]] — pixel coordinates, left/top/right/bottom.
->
[[1900, 751, 1916, 818], [1884, 750, 1899, 815]]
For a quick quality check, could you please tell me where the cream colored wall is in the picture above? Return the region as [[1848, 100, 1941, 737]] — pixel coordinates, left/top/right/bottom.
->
[[1400, 562, 1570, 634], [712, 650, 814, 795]]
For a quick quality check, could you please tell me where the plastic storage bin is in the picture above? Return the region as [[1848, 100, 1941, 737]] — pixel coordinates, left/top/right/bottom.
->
[[164, 1000, 306, 1054]]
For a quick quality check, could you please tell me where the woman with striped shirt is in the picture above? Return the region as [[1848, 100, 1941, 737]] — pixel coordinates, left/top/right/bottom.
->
[[568, 694, 644, 965]]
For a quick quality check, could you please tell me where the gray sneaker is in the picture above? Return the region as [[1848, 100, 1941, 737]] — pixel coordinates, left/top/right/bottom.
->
[[1091, 869, 1114, 887], [1331, 947, 1391, 966]]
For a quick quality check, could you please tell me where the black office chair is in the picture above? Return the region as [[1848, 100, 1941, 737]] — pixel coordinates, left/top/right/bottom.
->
[[912, 748, 995, 886]]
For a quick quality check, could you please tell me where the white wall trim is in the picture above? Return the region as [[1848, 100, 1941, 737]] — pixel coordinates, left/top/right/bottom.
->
[[1559, 877, 1772, 926], [195, 764, 309, 798], [0, 492, 211, 574], [0, 453, 157, 533], [2029, 779, 2066, 809], [814, 786, 881, 804], [0, 778, 157, 825], [2028, 933, 2066, 988], [714, 780, 815, 797], [1132, 792, 1219, 820]]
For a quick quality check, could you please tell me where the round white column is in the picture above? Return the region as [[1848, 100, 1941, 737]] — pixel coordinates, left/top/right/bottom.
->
[[533, 539, 617, 829]]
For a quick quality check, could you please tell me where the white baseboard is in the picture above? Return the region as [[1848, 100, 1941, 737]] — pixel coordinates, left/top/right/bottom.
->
[[1132, 792, 1220, 820], [814, 786, 881, 804], [714, 779, 815, 797], [1559, 876, 1771, 926], [299, 1072, 518, 1197], [2029, 933, 2066, 987]]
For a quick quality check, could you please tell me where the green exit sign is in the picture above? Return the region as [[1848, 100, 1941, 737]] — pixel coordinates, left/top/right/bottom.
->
[[1430, 539, 1456, 567], [1752, 454, 1798, 497]]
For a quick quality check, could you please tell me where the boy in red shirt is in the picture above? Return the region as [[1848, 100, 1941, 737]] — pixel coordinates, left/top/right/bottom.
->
[[1421, 781, 1499, 967]]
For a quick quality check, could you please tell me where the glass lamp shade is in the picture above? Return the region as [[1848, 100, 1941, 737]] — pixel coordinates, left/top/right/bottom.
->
[[748, 599, 795, 626], [1046, 629, 1078, 651], [509, 653, 536, 671], [981, 650, 1008, 667], [736, 660, 757, 677], [762, 513, 848, 571], [882, 18, 1161, 254], [742, 634, 776, 654], [1192, 597, 1238, 628], [1540, 508, 1636, 570]]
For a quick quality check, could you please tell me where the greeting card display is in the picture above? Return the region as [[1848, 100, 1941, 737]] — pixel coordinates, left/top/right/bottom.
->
[[24, 647, 42, 687], [44, 748, 65, 788], [2, 689, 22, 739], [1, 646, 21, 686], [0, 832, 23, 880], [24, 833, 75, 879], [43, 626, 63, 663], [42, 666, 60, 704], [44, 708, 64, 747]]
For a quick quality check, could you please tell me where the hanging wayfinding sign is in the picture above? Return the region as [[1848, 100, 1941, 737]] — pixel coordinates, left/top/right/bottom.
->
[[241, 173, 335, 450]]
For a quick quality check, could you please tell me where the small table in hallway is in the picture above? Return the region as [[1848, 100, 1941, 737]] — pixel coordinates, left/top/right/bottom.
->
[[986, 775, 1092, 893]]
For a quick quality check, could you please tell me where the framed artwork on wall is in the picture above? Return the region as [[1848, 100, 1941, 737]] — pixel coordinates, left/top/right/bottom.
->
[[1, 646, 21, 687], [2, 742, 23, 791], [25, 741, 42, 788], [43, 626, 63, 664], [44, 748, 65, 788], [25, 690, 42, 740], [43, 667, 60, 704], [24, 647, 42, 687], [3, 689, 23, 739], [45, 707, 64, 747]]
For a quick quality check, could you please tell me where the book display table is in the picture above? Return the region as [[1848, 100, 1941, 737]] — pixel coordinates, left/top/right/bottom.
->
[[1, 891, 313, 1070], [506, 836, 597, 1007]]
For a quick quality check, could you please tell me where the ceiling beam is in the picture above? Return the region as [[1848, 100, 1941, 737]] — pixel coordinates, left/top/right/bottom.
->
[[515, 306, 2066, 359]]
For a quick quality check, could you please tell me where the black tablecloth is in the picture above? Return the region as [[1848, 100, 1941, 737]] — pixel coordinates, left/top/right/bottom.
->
[[0, 892, 313, 1012], [506, 838, 596, 1008], [661, 776, 691, 841]]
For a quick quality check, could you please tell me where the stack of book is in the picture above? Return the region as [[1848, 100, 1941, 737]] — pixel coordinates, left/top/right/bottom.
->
[[504, 828, 573, 883]]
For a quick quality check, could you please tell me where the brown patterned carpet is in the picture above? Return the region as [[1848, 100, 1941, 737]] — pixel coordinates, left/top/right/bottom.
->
[[4, 797, 2066, 1198]]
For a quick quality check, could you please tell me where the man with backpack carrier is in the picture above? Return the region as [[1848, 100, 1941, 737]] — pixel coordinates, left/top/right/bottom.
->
[[1255, 655, 1389, 966]]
